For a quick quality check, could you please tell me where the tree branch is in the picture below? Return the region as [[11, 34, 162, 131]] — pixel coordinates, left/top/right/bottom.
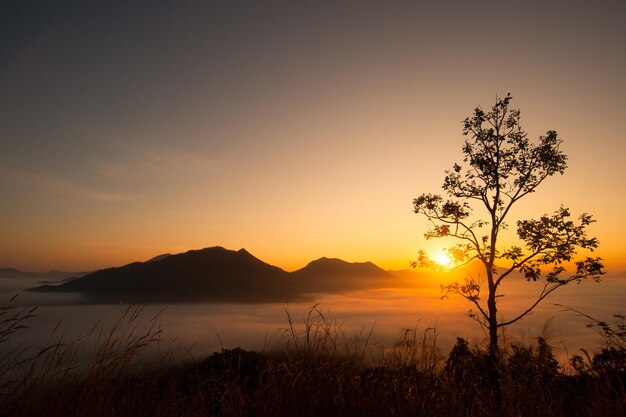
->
[[497, 269, 599, 327]]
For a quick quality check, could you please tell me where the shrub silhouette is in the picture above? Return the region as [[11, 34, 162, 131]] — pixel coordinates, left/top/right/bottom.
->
[[507, 337, 559, 385], [1, 300, 625, 416]]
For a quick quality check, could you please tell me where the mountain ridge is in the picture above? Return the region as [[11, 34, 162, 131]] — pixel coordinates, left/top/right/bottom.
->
[[0, 268, 89, 281], [292, 256, 402, 293], [29, 246, 406, 304]]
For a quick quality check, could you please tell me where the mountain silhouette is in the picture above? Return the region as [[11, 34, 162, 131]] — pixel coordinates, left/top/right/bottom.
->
[[0, 268, 87, 281], [29, 247, 409, 304], [292, 257, 403, 293], [0, 268, 21, 277], [30, 247, 300, 303]]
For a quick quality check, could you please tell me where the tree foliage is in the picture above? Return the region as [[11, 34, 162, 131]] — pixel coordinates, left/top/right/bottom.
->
[[412, 94, 604, 356]]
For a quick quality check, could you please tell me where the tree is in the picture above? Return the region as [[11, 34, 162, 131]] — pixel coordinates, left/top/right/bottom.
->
[[412, 94, 604, 360]]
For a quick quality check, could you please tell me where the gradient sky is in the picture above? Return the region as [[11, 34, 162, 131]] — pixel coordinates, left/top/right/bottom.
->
[[1, 0, 625, 272]]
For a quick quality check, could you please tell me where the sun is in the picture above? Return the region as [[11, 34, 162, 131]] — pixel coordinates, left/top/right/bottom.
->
[[435, 252, 452, 268]]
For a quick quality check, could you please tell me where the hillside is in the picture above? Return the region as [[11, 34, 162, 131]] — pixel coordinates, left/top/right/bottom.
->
[[29, 248, 410, 304], [0, 268, 87, 281], [30, 247, 299, 303], [292, 257, 404, 293]]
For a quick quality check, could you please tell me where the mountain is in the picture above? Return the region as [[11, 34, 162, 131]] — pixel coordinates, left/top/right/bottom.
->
[[30, 247, 301, 304], [0, 268, 87, 281], [0, 268, 22, 278], [29, 248, 410, 304], [292, 257, 403, 293], [388, 269, 431, 287]]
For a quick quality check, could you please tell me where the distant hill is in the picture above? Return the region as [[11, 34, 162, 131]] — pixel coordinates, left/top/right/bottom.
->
[[0, 268, 87, 281], [28, 248, 411, 304], [0, 268, 22, 278], [387, 269, 432, 287], [292, 257, 404, 293], [30, 247, 301, 304]]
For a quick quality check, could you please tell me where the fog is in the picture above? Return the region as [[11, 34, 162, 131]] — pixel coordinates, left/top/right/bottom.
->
[[2, 271, 625, 365]]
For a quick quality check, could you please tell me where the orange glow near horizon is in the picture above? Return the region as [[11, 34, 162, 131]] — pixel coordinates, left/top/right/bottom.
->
[[1, 2, 625, 275]]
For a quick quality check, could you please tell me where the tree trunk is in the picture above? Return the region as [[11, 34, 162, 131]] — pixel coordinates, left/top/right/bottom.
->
[[486, 268, 502, 405], [486, 267, 499, 358], [487, 290, 498, 358]]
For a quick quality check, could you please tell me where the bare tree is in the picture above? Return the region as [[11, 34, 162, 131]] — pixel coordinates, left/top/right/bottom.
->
[[412, 94, 604, 359]]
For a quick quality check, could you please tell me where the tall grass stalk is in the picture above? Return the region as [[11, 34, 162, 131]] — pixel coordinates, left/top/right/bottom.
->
[[0, 299, 623, 417]]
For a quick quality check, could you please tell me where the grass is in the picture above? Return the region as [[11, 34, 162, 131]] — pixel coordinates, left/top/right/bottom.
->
[[0, 300, 624, 417]]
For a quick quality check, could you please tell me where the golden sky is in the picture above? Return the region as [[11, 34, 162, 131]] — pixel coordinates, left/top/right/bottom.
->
[[1, 1, 625, 272]]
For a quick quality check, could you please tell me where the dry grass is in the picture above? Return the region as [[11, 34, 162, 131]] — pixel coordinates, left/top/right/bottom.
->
[[0, 299, 624, 417]]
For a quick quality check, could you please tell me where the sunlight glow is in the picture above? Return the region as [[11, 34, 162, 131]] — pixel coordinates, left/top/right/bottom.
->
[[435, 252, 452, 268]]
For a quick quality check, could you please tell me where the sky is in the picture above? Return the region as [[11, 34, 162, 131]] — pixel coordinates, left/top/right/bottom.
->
[[1, 0, 625, 273]]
